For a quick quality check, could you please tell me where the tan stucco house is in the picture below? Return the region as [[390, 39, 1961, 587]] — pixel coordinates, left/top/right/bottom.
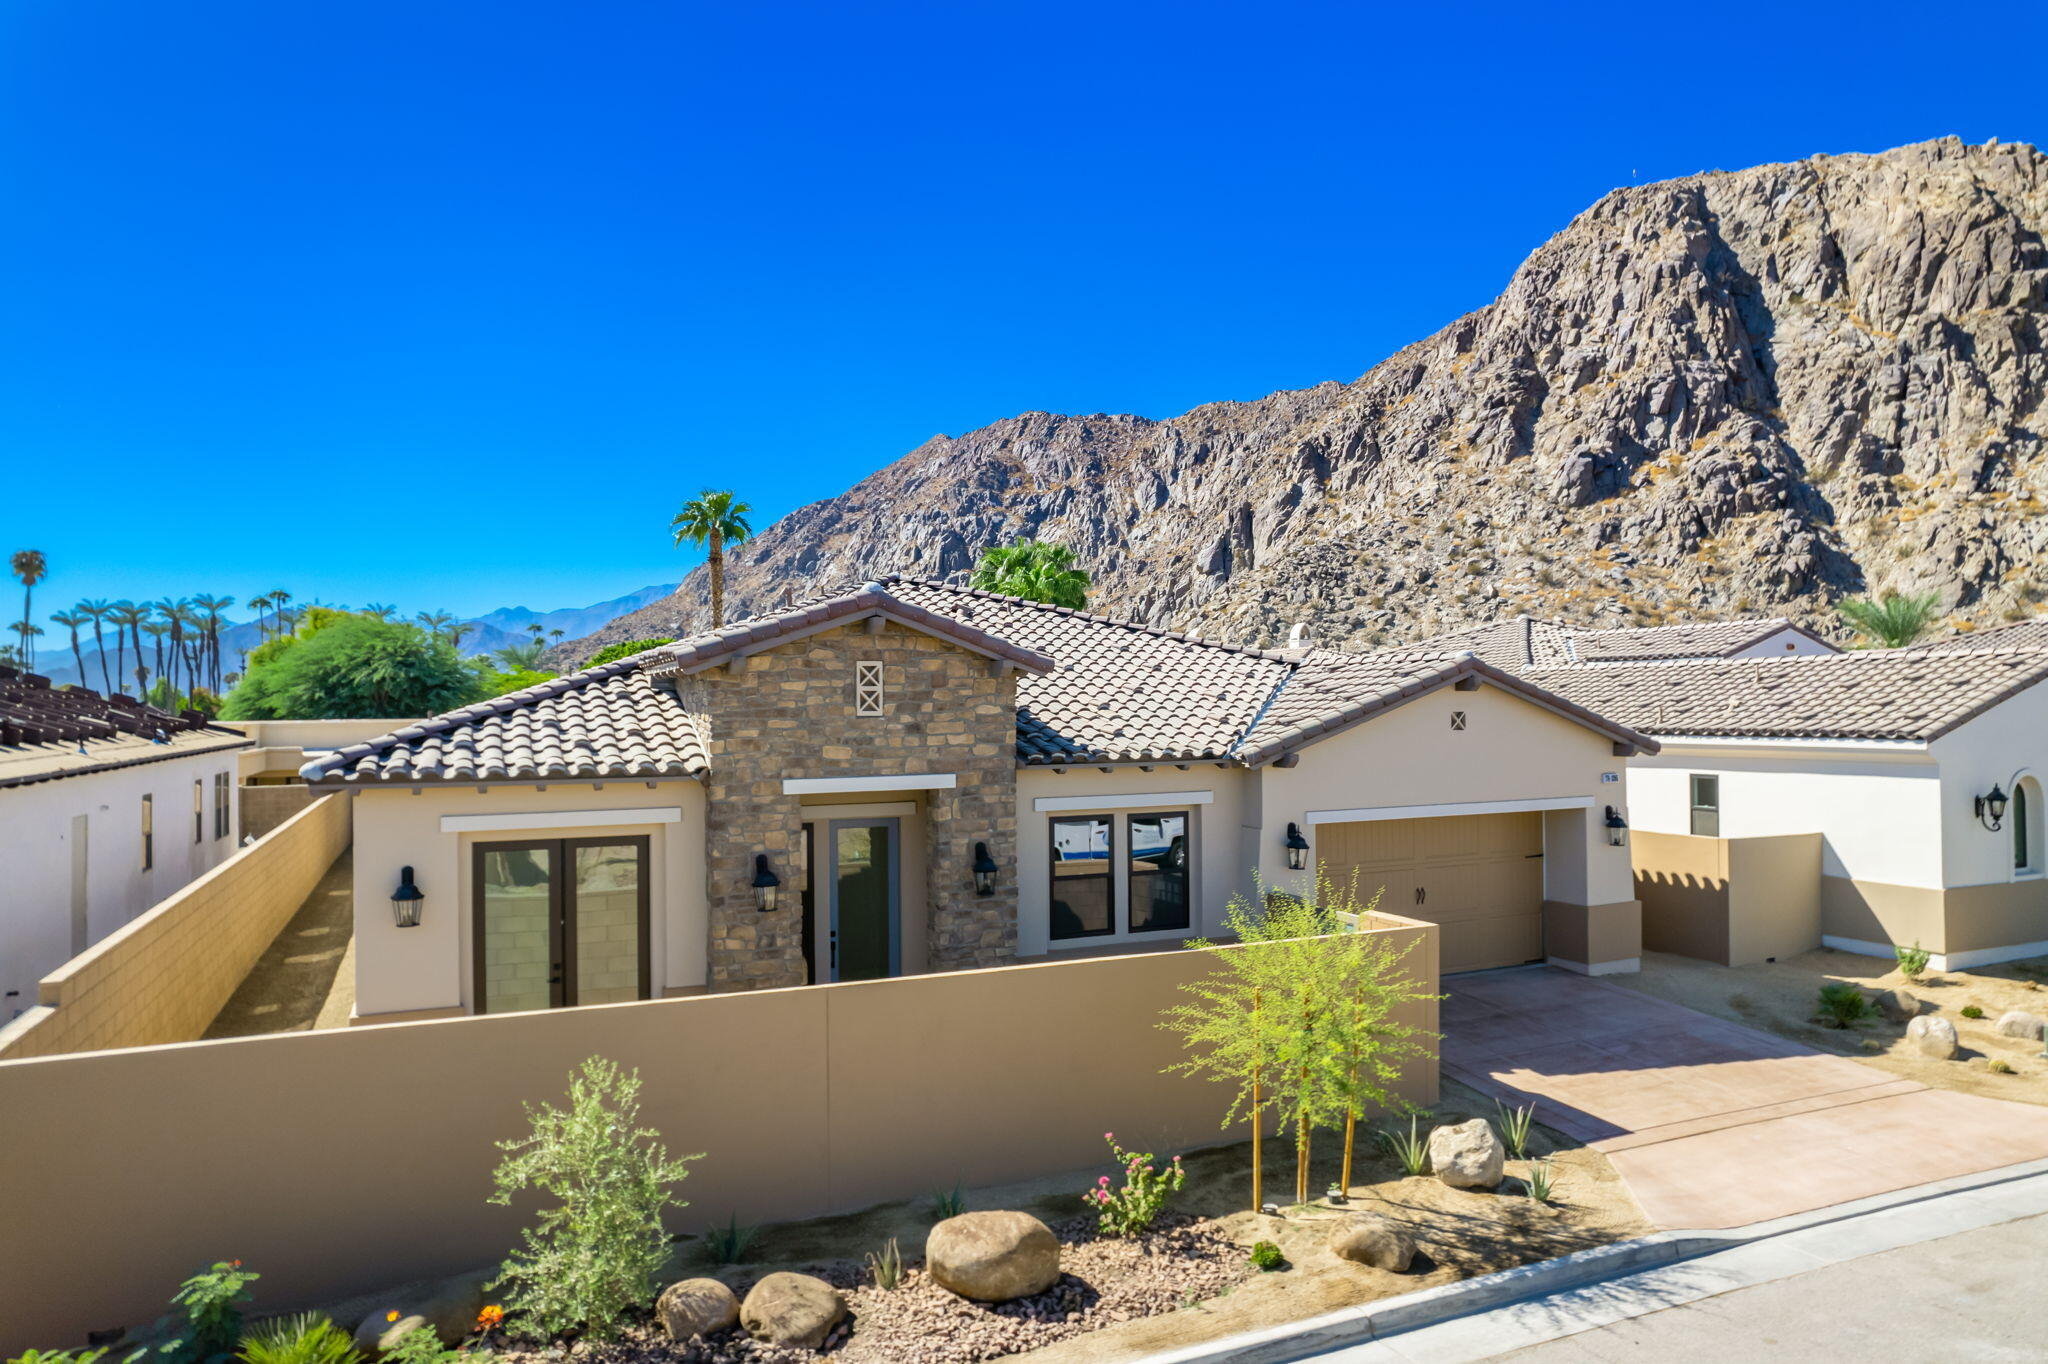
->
[[305, 580, 1659, 1023]]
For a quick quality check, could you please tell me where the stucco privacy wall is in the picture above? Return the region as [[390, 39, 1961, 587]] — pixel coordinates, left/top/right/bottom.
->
[[1257, 682, 1636, 907], [0, 919, 1437, 1352], [240, 783, 317, 839], [1633, 830, 1823, 966], [672, 619, 1019, 988], [0, 793, 350, 1060], [348, 782, 706, 1019], [1, 746, 244, 1020]]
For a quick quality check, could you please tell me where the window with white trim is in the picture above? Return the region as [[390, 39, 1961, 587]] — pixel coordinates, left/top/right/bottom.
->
[[1049, 809, 1193, 941], [193, 779, 204, 843], [855, 660, 884, 716], [1689, 775, 1719, 837], [214, 772, 231, 839]]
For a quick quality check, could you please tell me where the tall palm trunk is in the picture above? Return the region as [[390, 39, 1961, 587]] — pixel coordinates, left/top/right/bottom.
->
[[66, 625, 86, 685], [91, 617, 110, 693], [708, 527, 725, 628]]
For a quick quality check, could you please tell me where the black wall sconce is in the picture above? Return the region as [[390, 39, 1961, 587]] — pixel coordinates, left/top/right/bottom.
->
[[1976, 784, 2009, 831], [1604, 806, 1629, 848], [390, 865, 424, 928], [973, 841, 998, 896], [752, 853, 781, 912], [1284, 822, 1310, 871]]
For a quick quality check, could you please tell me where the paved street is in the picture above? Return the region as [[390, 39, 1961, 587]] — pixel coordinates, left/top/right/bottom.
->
[[1503, 1211, 2047, 1362]]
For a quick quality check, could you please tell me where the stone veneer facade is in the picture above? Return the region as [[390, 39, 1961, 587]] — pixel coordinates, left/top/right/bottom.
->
[[671, 618, 1021, 990]]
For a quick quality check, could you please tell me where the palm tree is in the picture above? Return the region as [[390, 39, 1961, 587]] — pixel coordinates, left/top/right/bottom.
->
[[51, 610, 89, 685], [107, 601, 145, 696], [10, 620, 44, 669], [247, 593, 273, 643], [153, 599, 189, 694], [268, 588, 294, 637], [364, 602, 398, 622], [1837, 591, 1941, 649], [143, 618, 170, 690], [970, 540, 1091, 609], [493, 639, 549, 671], [670, 490, 755, 629], [78, 599, 113, 692], [194, 594, 234, 692], [448, 619, 470, 651], [10, 549, 47, 667], [415, 609, 453, 645]]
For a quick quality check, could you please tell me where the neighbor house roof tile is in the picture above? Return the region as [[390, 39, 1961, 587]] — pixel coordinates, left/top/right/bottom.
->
[[1404, 615, 1834, 668]]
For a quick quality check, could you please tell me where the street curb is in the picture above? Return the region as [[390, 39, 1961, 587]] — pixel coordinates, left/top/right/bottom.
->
[[1141, 1155, 2048, 1364]]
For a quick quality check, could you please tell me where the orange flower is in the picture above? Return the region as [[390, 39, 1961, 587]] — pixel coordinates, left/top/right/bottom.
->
[[386, 1311, 401, 1323], [475, 1306, 504, 1330]]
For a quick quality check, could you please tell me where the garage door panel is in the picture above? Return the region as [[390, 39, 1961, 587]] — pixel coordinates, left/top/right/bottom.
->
[[1320, 811, 1544, 973]]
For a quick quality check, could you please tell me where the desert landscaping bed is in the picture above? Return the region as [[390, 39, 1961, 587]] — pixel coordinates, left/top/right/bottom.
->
[[457, 1079, 1647, 1364], [1615, 949, 2048, 1104]]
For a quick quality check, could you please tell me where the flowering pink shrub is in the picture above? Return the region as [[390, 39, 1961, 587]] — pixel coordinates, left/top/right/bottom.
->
[[1082, 1131, 1187, 1237]]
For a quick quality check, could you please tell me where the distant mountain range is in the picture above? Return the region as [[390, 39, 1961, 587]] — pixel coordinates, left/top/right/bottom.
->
[[31, 583, 678, 692]]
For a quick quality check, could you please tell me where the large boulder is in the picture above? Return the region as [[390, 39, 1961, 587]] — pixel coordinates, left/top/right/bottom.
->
[[927, 1211, 1061, 1302], [349, 1269, 492, 1354], [1870, 987, 1921, 1022], [658, 1278, 740, 1340], [740, 1273, 845, 1350], [1995, 1011, 2046, 1041], [1328, 1213, 1415, 1271], [1428, 1119, 1504, 1189], [1907, 1014, 1960, 1059]]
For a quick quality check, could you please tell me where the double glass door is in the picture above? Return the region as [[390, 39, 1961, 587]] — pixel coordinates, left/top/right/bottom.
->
[[474, 837, 650, 1013], [802, 819, 901, 983]]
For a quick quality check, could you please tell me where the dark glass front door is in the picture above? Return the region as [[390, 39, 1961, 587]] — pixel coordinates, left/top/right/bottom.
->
[[829, 820, 898, 982], [474, 836, 650, 1013]]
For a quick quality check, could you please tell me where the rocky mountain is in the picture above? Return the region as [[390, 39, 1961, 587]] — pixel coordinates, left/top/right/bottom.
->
[[569, 137, 2048, 664]]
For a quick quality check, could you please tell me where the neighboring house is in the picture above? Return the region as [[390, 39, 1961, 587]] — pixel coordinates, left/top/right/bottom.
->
[[1409, 614, 1838, 668], [304, 579, 1657, 1023], [0, 667, 250, 1018], [1521, 645, 2048, 970]]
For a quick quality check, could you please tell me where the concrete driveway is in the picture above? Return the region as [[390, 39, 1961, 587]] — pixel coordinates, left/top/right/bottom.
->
[[1443, 968, 2048, 1228]]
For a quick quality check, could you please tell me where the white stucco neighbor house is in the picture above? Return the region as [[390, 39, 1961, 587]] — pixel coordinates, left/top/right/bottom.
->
[[1517, 621, 2048, 971], [0, 667, 249, 1019], [301, 579, 1661, 1024]]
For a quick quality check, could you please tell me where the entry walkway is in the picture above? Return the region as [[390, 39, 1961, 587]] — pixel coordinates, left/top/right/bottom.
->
[[1443, 967, 2048, 1227], [203, 849, 355, 1037]]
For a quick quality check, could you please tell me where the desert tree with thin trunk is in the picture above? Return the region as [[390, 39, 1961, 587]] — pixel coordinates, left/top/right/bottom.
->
[[1837, 590, 1940, 648], [78, 598, 113, 692], [670, 490, 754, 629], [1160, 866, 1438, 1209], [10, 549, 47, 667]]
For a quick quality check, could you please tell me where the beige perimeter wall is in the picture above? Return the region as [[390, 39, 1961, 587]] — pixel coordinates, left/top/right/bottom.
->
[[239, 783, 319, 840], [0, 794, 353, 1061], [1633, 830, 1821, 967], [0, 916, 1436, 1352]]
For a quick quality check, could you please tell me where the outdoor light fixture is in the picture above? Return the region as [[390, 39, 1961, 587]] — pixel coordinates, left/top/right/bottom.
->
[[1976, 784, 2010, 832], [752, 854, 781, 912], [390, 866, 424, 928], [1604, 806, 1629, 848], [1284, 822, 1311, 871], [972, 841, 998, 896]]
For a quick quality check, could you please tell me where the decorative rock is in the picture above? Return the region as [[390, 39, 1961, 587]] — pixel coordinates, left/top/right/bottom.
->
[[657, 1278, 740, 1340], [739, 1273, 845, 1350], [1328, 1213, 1415, 1271], [350, 1270, 491, 1354], [1907, 1014, 1960, 1059], [927, 1211, 1062, 1302], [1870, 987, 1921, 1022], [1995, 1011, 2046, 1041], [1428, 1118, 1505, 1189]]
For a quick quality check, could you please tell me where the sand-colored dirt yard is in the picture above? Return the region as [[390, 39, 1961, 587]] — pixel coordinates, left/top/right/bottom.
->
[[1611, 948, 2048, 1106]]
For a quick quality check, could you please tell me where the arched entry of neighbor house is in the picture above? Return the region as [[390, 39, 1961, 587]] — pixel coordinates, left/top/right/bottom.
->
[[2013, 774, 2044, 876], [1316, 810, 1546, 974]]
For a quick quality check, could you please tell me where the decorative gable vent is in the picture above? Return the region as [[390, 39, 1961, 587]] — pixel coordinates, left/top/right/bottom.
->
[[856, 661, 885, 716]]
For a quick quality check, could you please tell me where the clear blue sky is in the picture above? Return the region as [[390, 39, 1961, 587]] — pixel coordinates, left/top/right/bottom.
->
[[5, 0, 2044, 637]]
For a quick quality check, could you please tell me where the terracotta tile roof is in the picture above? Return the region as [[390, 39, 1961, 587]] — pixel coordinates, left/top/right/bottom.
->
[[302, 661, 709, 785], [1523, 646, 2048, 742], [0, 666, 248, 788], [304, 579, 1663, 784], [644, 582, 1056, 678], [881, 578, 1293, 764], [1406, 615, 1834, 667], [1238, 647, 1660, 765]]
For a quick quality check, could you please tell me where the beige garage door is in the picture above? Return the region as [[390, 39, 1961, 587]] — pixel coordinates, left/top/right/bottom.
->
[[1318, 813, 1545, 973]]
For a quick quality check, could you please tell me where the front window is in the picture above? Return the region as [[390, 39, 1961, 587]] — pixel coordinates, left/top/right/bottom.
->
[[140, 794, 153, 871], [1127, 812, 1190, 933], [1049, 816, 1114, 940], [1689, 775, 1720, 837], [193, 779, 204, 843]]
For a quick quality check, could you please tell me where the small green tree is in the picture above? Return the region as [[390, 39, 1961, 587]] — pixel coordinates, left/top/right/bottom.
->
[[489, 1057, 701, 1341], [970, 540, 1090, 609], [1837, 591, 1940, 648], [585, 637, 675, 669], [222, 614, 484, 720]]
